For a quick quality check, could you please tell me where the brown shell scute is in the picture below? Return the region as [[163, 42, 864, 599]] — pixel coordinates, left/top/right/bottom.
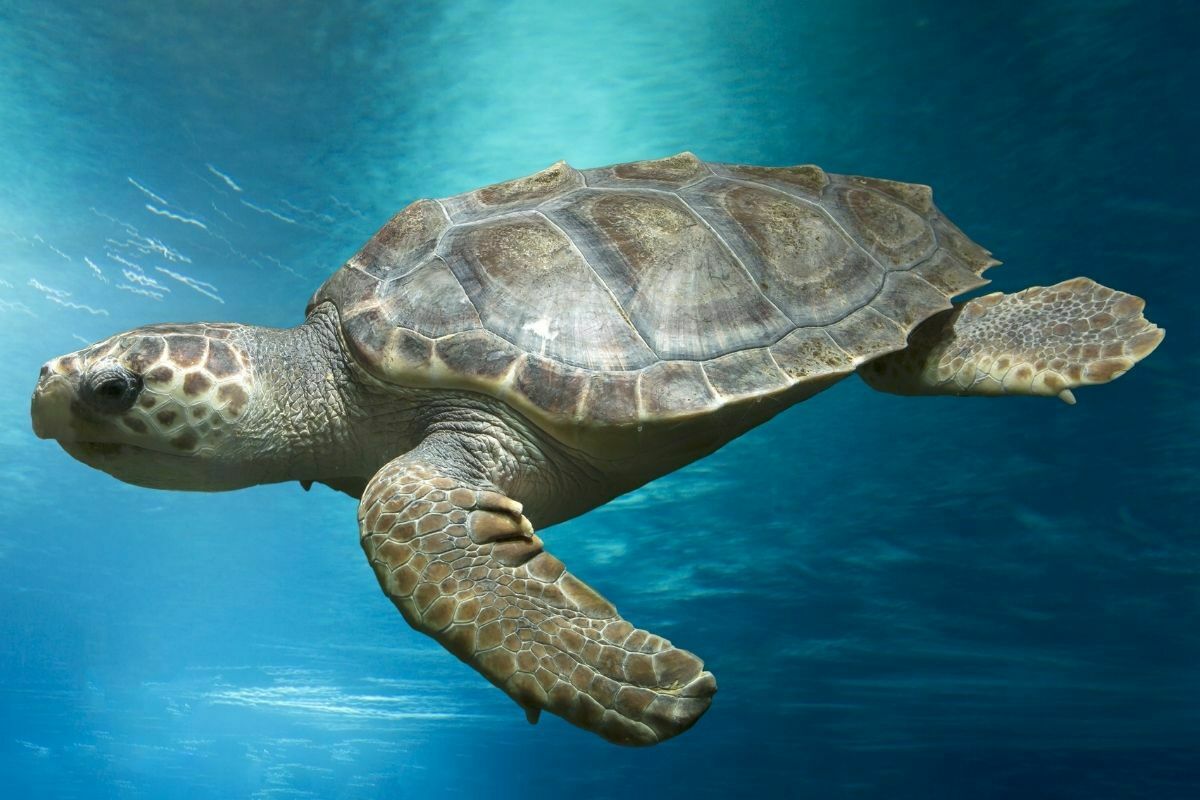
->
[[704, 182, 882, 326], [714, 163, 829, 199], [611, 152, 707, 185], [438, 215, 656, 370], [845, 175, 933, 214], [770, 329, 854, 381], [515, 355, 589, 419], [313, 153, 998, 430], [378, 256, 481, 338], [585, 151, 710, 190], [441, 161, 585, 223], [435, 330, 520, 382], [638, 361, 717, 416], [546, 190, 791, 360], [872, 271, 953, 329], [913, 249, 991, 297], [830, 186, 936, 267], [826, 307, 907, 360], [702, 349, 788, 400], [305, 199, 448, 316], [354, 199, 448, 278]]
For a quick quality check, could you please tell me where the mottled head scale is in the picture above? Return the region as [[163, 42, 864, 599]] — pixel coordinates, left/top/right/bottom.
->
[[31, 323, 256, 489]]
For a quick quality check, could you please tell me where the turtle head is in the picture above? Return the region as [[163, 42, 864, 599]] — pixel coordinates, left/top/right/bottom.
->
[[31, 323, 263, 490]]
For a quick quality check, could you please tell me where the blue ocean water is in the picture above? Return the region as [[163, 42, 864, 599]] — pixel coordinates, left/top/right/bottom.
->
[[1, 0, 1196, 797]]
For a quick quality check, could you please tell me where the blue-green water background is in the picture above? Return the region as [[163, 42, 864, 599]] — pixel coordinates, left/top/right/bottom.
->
[[2, 1, 1197, 797]]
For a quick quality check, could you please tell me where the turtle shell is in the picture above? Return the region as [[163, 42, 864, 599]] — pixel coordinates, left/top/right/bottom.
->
[[308, 152, 996, 448]]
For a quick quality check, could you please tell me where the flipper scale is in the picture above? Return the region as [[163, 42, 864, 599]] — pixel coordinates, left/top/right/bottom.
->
[[359, 437, 716, 745]]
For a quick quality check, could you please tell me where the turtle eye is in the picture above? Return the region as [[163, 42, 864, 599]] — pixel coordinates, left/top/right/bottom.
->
[[83, 363, 143, 414]]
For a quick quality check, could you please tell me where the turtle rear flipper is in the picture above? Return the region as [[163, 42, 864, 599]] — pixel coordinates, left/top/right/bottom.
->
[[359, 435, 716, 745], [860, 277, 1163, 403]]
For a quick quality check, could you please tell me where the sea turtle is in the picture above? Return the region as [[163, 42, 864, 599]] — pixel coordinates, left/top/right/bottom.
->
[[30, 152, 1163, 746]]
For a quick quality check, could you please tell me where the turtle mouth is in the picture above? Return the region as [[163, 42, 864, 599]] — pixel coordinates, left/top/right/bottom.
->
[[61, 439, 188, 463], [56, 438, 205, 491], [76, 441, 126, 457]]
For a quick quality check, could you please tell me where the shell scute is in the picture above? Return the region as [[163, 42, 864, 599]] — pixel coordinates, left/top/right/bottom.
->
[[441, 161, 585, 223], [711, 182, 882, 325], [343, 307, 392, 368], [306, 265, 377, 318], [381, 328, 434, 377], [582, 372, 639, 425], [584, 151, 709, 190], [871, 271, 952, 329], [702, 348, 788, 400], [913, 249, 990, 297], [313, 155, 996, 434], [515, 355, 588, 419], [437, 214, 654, 370], [354, 199, 448, 279], [713, 163, 829, 200], [845, 175, 933, 214], [379, 257, 482, 338], [769, 329, 854, 381], [434, 329, 521, 383], [931, 215, 998, 275], [638, 361, 717, 417], [615, 151, 705, 181], [826, 307, 907, 362], [829, 182, 936, 268], [550, 189, 790, 359]]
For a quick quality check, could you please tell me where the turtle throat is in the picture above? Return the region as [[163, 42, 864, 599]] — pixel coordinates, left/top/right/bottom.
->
[[242, 303, 421, 489]]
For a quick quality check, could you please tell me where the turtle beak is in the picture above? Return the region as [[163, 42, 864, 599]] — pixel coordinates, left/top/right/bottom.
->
[[31, 359, 77, 441]]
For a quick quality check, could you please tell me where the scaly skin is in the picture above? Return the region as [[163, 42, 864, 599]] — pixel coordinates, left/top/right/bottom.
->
[[359, 433, 716, 746], [860, 278, 1164, 403]]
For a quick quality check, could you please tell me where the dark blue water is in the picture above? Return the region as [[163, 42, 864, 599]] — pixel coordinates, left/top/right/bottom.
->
[[2, 1, 1196, 797]]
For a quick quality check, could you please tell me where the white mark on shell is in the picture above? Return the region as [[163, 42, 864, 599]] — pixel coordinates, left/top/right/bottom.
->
[[522, 318, 557, 341]]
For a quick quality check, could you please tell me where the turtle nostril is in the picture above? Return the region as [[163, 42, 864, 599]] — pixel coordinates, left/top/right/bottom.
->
[[39, 363, 51, 379]]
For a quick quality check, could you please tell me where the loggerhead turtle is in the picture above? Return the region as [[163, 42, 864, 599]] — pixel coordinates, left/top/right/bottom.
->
[[30, 153, 1163, 746]]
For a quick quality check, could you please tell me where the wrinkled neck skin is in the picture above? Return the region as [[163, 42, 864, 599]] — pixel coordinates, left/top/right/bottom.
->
[[241, 306, 577, 513], [236, 311, 391, 489], [235, 306, 399, 486]]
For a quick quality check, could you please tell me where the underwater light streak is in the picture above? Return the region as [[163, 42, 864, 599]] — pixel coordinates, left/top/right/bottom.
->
[[27, 278, 109, 315], [0, 297, 37, 317], [210, 202, 238, 225], [261, 254, 303, 278], [206, 684, 491, 721], [106, 251, 148, 273], [154, 267, 224, 304], [92, 208, 193, 264], [127, 177, 168, 206], [240, 199, 298, 225], [46, 242, 72, 261], [328, 194, 366, 219], [82, 256, 109, 283], [145, 203, 209, 230], [206, 163, 243, 192], [28, 278, 68, 299], [119, 264, 171, 293], [281, 199, 335, 224], [116, 283, 164, 300]]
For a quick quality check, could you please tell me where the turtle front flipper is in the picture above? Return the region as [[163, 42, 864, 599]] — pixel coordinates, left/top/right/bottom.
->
[[859, 277, 1164, 404], [359, 438, 716, 746]]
